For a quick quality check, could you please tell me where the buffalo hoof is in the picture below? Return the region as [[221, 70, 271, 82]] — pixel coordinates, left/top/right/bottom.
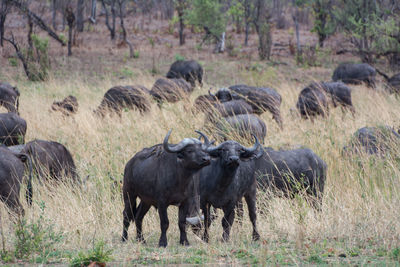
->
[[180, 239, 190, 246], [252, 232, 260, 241], [121, 235, 128, 242], [158, 239, 168, 247], [202, 235, 209, 243]]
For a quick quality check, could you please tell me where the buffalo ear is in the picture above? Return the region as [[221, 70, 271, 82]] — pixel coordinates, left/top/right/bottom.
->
[[240, 148, 263, 161], [177, 152, 184, 159]]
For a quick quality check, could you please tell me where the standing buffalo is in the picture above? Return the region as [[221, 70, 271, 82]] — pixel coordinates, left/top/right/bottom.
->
[[226, 85, 283, 128], [0, 145, 32, 215], [255, 147, 327, 209], [188, 134, 263, 242], [343, 126, 400, 156], [166, 60, 203, 87], [215, 114, 267, 143], [312, 82, 355, 116], [150, 77, 193, 105], [94, 85, 150, 117], [122, 130, 211, 247], [0, 82, 20, 114], [51, 95, 79, 116], [332, 63, 376, 88], [296, 86, 329, 119], [21, 139, 78, 183], [0, 113, 27, 146]]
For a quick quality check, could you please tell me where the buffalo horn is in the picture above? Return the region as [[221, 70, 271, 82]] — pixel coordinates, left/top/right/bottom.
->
[[242, 135, 260, 154]]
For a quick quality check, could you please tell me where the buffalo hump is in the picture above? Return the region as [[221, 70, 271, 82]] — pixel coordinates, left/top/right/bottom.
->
[[166, 60, 203, 87]]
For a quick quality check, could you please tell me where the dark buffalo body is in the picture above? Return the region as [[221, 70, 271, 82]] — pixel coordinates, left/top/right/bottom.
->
[[21, 139, 78, 182], [296, 86, 329, 119], [0, 82, 20, 114], [388, 73, 400, 93], [52, 95, 79, 115], [256, 147, 326, 208], [332, 63, 376, 87], [227, 85, 283, 128], [312, 82, 355, 115], [95, 85, 150, 116], [193, 94, 217, 113], [0, 113, 27, 146], [166, 60, 203, 87], [189, 136, 262, 242], [150, 77, 193, 104], [215, 114, 267, 143], [216, 100, 254, 117], [122, 131, 210, 247], [344, 126, 400, 156], [0, 146, 31, 215]]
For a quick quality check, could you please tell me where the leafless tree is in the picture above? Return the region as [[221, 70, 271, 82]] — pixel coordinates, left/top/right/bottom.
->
[[117, 0, 134, 57], [175, 0, 188, 45], [101, 0, 116, 40], [66, 5, 74, 56], [76, 0, 84, 32], [89, 0, 97, 23], [253, 0, 272, 60]]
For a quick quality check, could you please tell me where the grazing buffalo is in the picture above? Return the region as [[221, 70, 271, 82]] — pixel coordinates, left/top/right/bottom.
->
[[94, 85, 150, 117], [150, 77, 193, 105], [344, 126, 400, 156], [332, 63, 376, 88], [122, 130, 211, 247], [0, 145, 32, 215], [0, 113, 27, 146], [187, 134, 263, 242], [255, 147, 327, 209], [216, 100, 254, 117], [193, 94, 217, 113], [296, 86, 329, 119], [226, 85, 283, 128], [215, 114, 267, 143], [51, 95, 79, 116], [312, 82, 355, 115], [166, 60, 203, 87], [21, 139, 78, 183], [0, 82, 20, 114]]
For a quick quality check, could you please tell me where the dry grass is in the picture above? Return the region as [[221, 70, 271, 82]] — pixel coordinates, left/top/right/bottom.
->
[[0, 58, 400, 265]]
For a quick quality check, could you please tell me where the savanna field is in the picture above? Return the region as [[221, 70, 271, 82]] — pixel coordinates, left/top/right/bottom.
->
[[1, 4, 400, 266]]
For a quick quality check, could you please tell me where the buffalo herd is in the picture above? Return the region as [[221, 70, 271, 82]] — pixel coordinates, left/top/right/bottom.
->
[[0, 59, 399, 247]]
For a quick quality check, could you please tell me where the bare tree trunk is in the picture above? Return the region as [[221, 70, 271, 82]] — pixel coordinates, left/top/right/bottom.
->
[[66, 6, 75, 56], [101, 0, 116, 40], [52, 0, 57, 30], [0, 0, 10, 47], [27, 15, 33, 56], [89, 0, 96, 23], [254, 0, 272, 60], [292, 1, 302, 57], [244, 0, 250, 46], [177, 2, 185, 45], [4, 35, 31, 78], [76, 0, 84, 32], [117, 0, 133, 58]]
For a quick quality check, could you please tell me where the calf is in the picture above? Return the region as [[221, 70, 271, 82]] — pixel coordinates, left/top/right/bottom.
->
[[190, 134, 263, 242], [0, 113, 27, 146], [122, 130, 210, 247]]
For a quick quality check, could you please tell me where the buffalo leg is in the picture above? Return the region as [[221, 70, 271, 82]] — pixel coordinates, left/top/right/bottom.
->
[[178, 200, 189, 246], [122, 194, 136, 242], [221, 204, 235, 242], [135, 201, 151, 243], [244, 189, 260, 241], [158, 204, 169, 247], [236, 198, 244, 225], [202, 203, 211, 242]]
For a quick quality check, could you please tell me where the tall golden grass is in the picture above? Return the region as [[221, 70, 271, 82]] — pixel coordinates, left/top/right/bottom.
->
[[0, 65, 400, 264]]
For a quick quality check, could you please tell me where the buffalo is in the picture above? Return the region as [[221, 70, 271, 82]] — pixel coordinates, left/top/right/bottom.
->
[[187, 134, 263, 242], [0, 82, 20, 114], [51, 95, 79, 116], [150, 77, 193, 105], [387, 73, 400, 94], [214, 114, 267, 144], [94, 85, 150, 117], [0, 113, 27, 146], [0, 145, 32, 216], [21, 139, 78, 183], [225, 85, 283, 128], [166, 60, 203, 87], [255, 147, 327, 209], [193, 94, 217, 113], [296, 86, 329, 119], [311, 82, 355, 116], [122, 130, 211, 247], [332, 63, 376, 88], [343, 126, 400, 156]]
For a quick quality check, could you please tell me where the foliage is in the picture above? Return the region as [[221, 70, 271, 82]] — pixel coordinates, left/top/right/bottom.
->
[[14, 202, 63, 263], [186, 0, 227, 37], [310, 0, 336, 47], [69, 241, 113, 267], [26, 34, 51, 81]]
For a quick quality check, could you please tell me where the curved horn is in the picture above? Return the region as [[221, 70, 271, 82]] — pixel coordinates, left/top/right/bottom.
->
[[208, 89, 215, 97], [206, 142, 224, 153], [242, 135, 260, 154], [195, 130, 210, 146], [163, 130, 177, 153], [163, 130, 198, 153]]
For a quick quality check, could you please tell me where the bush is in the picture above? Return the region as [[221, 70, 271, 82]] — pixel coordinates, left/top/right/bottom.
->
[[70, 241, 113, 267]]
